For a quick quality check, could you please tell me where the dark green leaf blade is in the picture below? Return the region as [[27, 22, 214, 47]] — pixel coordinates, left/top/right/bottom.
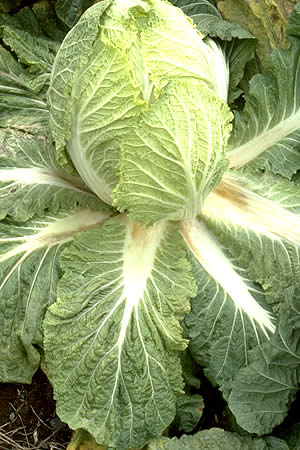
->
[[0, 129, 108, 221], [148, 427, 289, 449], [44, 216, 196, 448], [173, 394, 204, 433], [0, 208, 109, 383], [0, 46, 49, 133], [203, 170, 300, 310], [229, 295, 300, 435], [183, 227, 272, 400], [55, 0, 95, 28], [229, 4, 300, 178], [0, 7, 60, 92]]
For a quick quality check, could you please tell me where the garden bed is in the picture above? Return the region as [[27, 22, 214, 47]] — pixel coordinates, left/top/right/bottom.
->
[[0, 370, 71, 450]]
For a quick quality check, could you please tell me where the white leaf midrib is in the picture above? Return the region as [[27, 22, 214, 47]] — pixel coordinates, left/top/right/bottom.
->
[[0, 167, 92, 194], [229, 110, 300, 169], [181, 217, 275, 335]]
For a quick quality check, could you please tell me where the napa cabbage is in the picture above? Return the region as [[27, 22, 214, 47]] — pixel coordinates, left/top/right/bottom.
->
[[48, 0, 231, 213], [0, 0, 300, 449]]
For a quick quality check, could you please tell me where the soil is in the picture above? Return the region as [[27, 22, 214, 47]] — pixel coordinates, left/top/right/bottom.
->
[[0, 365, 227, 449], [0, 369, 72, 450], [0, 365, 228, 450]]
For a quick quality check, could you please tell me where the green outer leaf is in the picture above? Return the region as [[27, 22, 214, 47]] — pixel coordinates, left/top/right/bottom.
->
[[0, 42, 21, 73], [44, 216, 196, 448], [48, 0, 112, 169], [173, 394, 204, 433], [113, 80, 232, 224], [0, 46, 49, 133], [67, 31, 143, 204], [228, 6, 300, 178], [148, 427, 289, 449], [183, 221, 271, 400], [0, 238, 62, 382], [202, 170, 300, 310], [224, 38, 256, 104], [229, 295, 300, 435], [0, 7, 60, 93], [0, 5, 48, 35], [171, 0, 254, 41], [55, 0, 94, 28], [180, 349, 201, 389], [32, 0, 67, 43], [0, 208, 110, 383], [0, 26, 53, 73], [0, 1, 65, 42], [0, 129, 108, 221], [288, 3, 300, 41]]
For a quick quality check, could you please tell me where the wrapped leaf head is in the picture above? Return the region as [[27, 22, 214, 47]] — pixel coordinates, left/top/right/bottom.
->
[[48, 0, 232, 221]]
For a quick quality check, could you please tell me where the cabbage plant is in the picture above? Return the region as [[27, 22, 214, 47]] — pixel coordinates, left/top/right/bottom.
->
[[0, 0, 300, 448]]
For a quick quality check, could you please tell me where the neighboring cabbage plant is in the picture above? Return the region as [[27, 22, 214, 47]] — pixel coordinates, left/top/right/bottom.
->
[[0, 0, 300, 449]]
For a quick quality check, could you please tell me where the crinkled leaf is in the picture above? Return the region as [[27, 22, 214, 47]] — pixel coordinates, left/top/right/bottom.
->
[[148, 427, 288, 449], [180, 348, 201, 389], [49, 0, 145, 199], [182, 218, 273, 399], [0, 7, 60, 92], [228, 4, 300, 178], [171, 0, 253, 41], [44, 216, 196, 448], [32, 0, 67, 43], [0, 3, 64, 133], [55, 0, 94, 28], [0, 46, 49, 133], [64, 27, 143, 204], [0, 129, 108, 221], [147, 436, 169, 449], [224, 39, 256, 104], [202, 170, 300, 310], [173, 393, 204, 433], [100, 0, 229, 100], [114, 80, 232, 224], [229, 294, 300, 435], [49, 0, 229, 200], [0, 41, 20, 73], [0, 1, 66, 43], [0, 208, 109, 383], [197, 168, 300, 431], [48, 0, 112, 171]]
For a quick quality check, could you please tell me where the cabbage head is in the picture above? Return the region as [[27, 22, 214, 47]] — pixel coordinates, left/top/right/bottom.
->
[[48, 0, 232, 223]]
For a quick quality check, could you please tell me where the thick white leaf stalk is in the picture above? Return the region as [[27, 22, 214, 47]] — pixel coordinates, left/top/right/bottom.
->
[[119, 219, 167, 345], [204, 174, 300, 247], [205, 38, 229, 103], [0, 209, 110, 264], [181, 218, 275, 336], [228, 112, 300, 169]]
